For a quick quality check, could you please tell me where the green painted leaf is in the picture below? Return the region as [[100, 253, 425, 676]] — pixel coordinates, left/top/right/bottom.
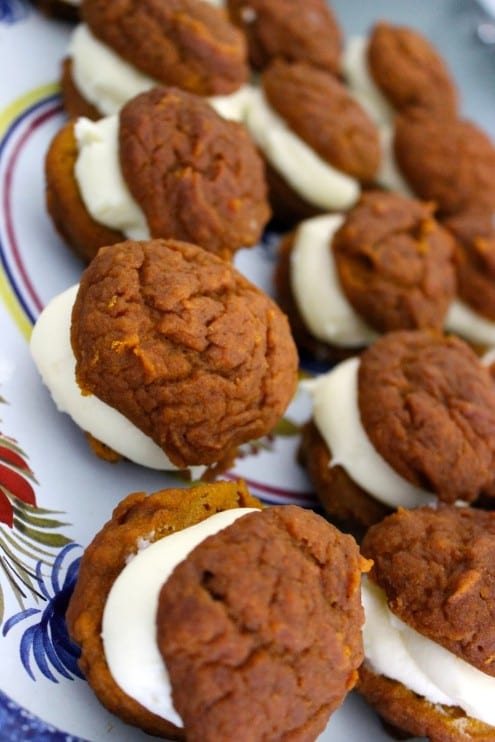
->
[[12, 506, 69, 530], [3, 527, 59, 562], [15, 501, 66, 517], [11, 520, 72, 548]]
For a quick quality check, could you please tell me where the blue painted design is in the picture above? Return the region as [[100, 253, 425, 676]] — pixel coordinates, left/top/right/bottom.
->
[[0, 687, 88, 741], [0, 0, 29, 24], [3, 542, 83, 682]]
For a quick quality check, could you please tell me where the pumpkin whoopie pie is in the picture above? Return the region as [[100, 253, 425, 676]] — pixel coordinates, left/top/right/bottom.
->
[[244, 59, 381, 226], [300, 329, 495, 536], [274, 190, 456, 364], [67, 480, 369, 740], [45, 86, 270, 263], [62, 0, 249, 119], [359, 505, 495, 741], [30, 238, 298, 477]]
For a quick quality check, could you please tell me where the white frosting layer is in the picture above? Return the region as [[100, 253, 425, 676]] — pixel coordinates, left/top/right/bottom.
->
[[375, 124, 415, 197], [445, 298, 495, 347], [342, 36, 415, 198], [74, 115, 150, 240], [209, 83, 256, 123], [303, 357, 436, 508], [30, 286, 205, 475], [290, 214, 378, 348], [342, 36, 394, 127], [102, 508, 259, 727], [245, 88, 360, 211], [362, 577, 495, 726], [69, 24, 158, 116]]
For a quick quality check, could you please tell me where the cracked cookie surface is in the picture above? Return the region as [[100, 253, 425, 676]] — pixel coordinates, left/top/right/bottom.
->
[[358, 330, 495, 503], [71, 238, 298, 469], [119, 87, 270, 260], [157, 505, 367, 742], [362, 505, 495, 676], [332, 190, 456, 332]]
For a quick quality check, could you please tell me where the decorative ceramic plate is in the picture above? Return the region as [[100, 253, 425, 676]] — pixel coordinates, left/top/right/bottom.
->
[[1, 1, 494, 740]]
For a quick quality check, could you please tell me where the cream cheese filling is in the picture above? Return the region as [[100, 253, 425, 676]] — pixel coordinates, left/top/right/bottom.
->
[[445, 298, 495, 347], [208, 83, 257, 123], [342, 36, 414, 198], [102, 508, 259, 727], [74, 115, 150, 240], [362, 577, 495, 726], [342, 36, 394, 127], [30, 285, 205, 476], [289, 214, 378, 348], [245, 88, 360, 211], [375, 124, 415, 197], [303, 357, 436, 508], [69, 24, 158, 116]]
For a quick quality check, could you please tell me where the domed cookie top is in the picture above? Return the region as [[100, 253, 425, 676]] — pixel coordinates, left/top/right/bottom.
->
[[367, 22, 458, 117], [226, 0, 342, 75], [71, 238, 298, 469], [119, 87, 270, 260], [157, 504, 368, 741], [394, 109, 495, 218], [332, 190, 456, 333], [359, 330, 495, 503]]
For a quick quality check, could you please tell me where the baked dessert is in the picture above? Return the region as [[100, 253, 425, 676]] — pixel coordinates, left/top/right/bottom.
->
[[31, 0, 79, 22], [225, 0, 342, 76], [300, 329, 495, 535], [274, 191, 456, 364], [244, 59, 381, 226], [66, 480, 369, 739], [61, 0, 249, 119], [379, 108, 495, 220], [359, 505, 495, 741], [443, 210, 495, 349], [45, 86, 270, 263], [30, 238, 298, 477], [343, 21, 458, 126]]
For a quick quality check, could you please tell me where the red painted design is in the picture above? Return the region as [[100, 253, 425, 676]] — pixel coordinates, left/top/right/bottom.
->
[[0, 488, 13, 528], [0, 461, 36, 508]]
